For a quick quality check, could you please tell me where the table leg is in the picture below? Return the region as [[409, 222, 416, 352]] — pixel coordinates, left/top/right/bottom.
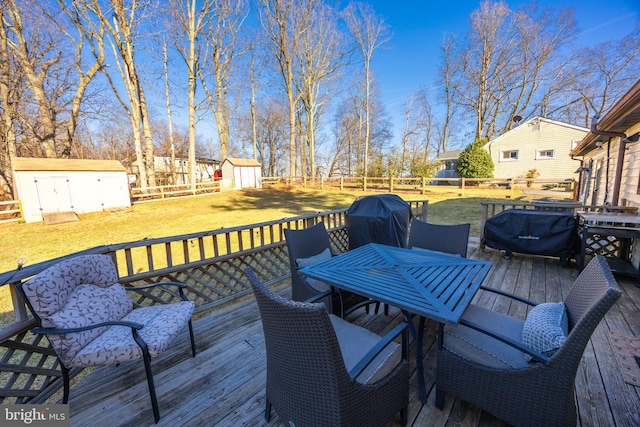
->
[[401, 310, 428, 404]]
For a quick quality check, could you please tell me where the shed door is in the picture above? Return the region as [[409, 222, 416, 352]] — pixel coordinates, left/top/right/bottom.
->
[[98, 175, 125, 208], [34, 176, 73, 213]]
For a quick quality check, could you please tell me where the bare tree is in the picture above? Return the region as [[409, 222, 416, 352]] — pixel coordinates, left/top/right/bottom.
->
[[4, 1, 63, 158], [161, 41, 177, 184], [259, 0, 315, 182], [70, 0, 158, 189], [443, 1, 577, 140], [197, 0, 248, 161], [553, 21, 640, 127], [342, 1, 390, 177], [436, 33, 461, 154], [399, 88, 435, 177], [0, 4, 21, 197], [295, 0, 346, 179], [165, 0, 214, 190], [48, 1, 105, 157]]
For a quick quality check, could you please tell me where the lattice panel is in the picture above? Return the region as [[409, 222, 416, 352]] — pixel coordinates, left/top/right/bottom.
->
[[124, 245, 291, 309], [330, 228, 350, 253], [584, 235, 622, 258], [0, 327, 69, 404]]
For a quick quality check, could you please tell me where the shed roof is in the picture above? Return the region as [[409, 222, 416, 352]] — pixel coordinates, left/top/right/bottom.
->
[[222, 157, 261, 167], [436, 150, 463, 161], [13, 157, 126, 172]]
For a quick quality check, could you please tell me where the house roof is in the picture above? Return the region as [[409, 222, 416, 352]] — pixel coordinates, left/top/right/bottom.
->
[[222, 157, 261, 167], [13, 157, 126, 172], [570, 78, 640, 156], [436, 150, 463, 161], [484, 116, 588, 148]]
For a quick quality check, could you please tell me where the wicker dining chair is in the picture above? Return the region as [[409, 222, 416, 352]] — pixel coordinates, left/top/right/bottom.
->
[[245, 268, 409, 426], [408, 219, 471, 258], [435, 255, 621, 427], [284, 222, 374, 316], [17, 254, 196, 424]]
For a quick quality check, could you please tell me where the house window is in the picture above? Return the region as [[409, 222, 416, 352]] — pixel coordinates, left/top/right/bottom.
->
[[536, 149, 554, 159], [501, 150, 518, 161]]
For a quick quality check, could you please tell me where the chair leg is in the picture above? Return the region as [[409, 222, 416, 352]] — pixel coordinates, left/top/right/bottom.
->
[[142, 350, 160, 424], [435, 388, 445, 410], [188, 320, 196, 357], [132, 330, 161, 423], [60, 363, 70, 404], [264, 398, 272, 422], [400, 405, 408, 425]]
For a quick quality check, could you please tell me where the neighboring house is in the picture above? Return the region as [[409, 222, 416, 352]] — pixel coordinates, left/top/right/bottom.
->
[[152, 157, 220, 185], [127, 156, 220, 186], [570, 78, 640, 208], [485, 117, 588, 179], [435, 150, 463, 179], [220, 158, 262, 189]]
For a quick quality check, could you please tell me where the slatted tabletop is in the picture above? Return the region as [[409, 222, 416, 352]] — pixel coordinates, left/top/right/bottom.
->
[[300, 243, 492, 324]]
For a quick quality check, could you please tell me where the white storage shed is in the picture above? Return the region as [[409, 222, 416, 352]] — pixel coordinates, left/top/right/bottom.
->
[[13, 157, 131, 223], [220, 158, 262, 189]]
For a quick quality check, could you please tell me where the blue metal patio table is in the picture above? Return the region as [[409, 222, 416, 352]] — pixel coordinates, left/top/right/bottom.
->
[[299, 243, 492, 403]]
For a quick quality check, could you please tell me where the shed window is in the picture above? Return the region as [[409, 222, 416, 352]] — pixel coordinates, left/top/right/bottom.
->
[[501, 150, 518, 161], [536, 149, 554, 159]]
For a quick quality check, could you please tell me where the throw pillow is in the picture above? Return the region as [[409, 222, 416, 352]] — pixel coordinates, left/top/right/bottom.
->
[[522, 301, 568, 362], [296, 248, 332, 292]]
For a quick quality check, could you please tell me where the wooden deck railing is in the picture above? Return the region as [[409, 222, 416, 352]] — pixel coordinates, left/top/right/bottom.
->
[[0, 200, 428, 404]]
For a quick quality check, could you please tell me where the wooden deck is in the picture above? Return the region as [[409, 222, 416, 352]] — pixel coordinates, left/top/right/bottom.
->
[[68, 244, 640, 426]]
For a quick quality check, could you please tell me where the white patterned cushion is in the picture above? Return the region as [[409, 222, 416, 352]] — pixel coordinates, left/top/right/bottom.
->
[[45, 283, 133, 364], [21, 255, 119, 318], [522, 302, 568, 361], [68, 301, 195, 367], [296, 248, 332, 292]]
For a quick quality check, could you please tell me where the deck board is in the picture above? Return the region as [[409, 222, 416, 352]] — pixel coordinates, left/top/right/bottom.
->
[[68, 245, 640, 426]]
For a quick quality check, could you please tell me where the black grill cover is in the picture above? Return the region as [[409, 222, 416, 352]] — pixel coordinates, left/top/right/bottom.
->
[[346, 194, 410, 250], [483, 209, 578, 259]]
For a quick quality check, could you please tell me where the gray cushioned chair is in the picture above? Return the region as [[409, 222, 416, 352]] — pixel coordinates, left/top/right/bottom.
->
[[435, 255, 621, 427], [17, 254, 196, 424], [285, 222, 375, 316], [408, 219, 470, 257], [246, 268, 409, 426]]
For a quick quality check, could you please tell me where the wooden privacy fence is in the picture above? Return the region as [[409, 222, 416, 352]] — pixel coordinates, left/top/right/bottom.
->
[[0, 201, 428, 404]]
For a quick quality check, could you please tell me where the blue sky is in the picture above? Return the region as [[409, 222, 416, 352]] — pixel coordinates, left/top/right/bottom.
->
[[366, 0, 639, 139]]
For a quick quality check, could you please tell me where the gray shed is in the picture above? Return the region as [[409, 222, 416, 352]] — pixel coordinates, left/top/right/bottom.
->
[[13, 157, 131, 223]]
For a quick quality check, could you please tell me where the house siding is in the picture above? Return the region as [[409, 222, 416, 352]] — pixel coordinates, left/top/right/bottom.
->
[[619, 123, 640, 206], [487, 118, 587, 179]]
